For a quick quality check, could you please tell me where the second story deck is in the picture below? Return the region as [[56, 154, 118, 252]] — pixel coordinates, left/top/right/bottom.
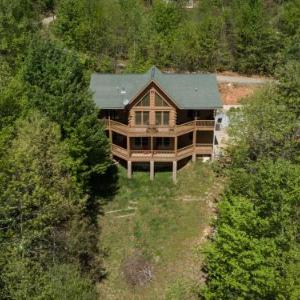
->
[[103, 118, 215, 137]]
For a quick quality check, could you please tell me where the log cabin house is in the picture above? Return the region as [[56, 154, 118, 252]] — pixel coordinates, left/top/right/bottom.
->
[[90, 66, 222, 182]]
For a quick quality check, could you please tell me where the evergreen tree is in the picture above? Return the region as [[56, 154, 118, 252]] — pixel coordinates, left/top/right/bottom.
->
[[277, 0, 300, 64], [0, 0, 42, 69], [202, 65, 300, 299], [21, 38, 111, 196], [173, 15, 230, 72], [228, 0, 281, 74], [147, 0, 185, 67], [54, 0, 110, 55], [51, 0, 297, 75], [202, 160, 300, 299]]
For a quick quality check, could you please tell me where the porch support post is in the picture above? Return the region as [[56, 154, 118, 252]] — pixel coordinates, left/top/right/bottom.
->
[[175, 136, 178, 157], [192, 153, 196, 162], [150, 160, 154, 181], [127, 136, 130, 157], [127, 161, 132, 179], [151, 136, 153, 157], [172, 160, 177, 183]]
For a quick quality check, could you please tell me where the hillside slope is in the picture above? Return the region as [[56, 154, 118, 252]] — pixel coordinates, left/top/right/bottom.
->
[[98, 162, 224, 299]]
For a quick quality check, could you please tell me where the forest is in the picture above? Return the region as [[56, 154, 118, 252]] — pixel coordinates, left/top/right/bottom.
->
[[0, 0, 299, 299]]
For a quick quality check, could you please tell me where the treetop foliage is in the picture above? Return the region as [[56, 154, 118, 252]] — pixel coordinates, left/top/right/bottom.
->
[[50, 0, 300, 74], [21, 38, 93, 134], [0, 2, 113, 297], [202, 59, 300, 299], [19, 38, 111, 197], [0, 0, 299, 298]]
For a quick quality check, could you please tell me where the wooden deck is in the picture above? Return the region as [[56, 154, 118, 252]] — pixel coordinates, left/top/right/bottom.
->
[[103, 117, 215, 179], [111, 143, 213, 162], [103, 119, 215, 137]]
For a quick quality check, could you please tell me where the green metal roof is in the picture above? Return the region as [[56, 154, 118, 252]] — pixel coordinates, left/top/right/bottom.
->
[[90, 66, 222, 109]]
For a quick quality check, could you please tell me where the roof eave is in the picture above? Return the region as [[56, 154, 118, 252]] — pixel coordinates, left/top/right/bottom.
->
[[99, 105, 223, 110], [99, 106, 125, 110]]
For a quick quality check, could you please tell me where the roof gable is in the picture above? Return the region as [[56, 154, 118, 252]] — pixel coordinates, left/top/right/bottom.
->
[[90, 67, 222, 109], [129, 81, 179, 109]]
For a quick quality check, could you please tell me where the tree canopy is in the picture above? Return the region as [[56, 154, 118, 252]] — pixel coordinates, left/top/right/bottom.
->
[[201, 61, 300, 299], [0, 112, 101, 299], [49, 0, 300, 75], [0, 0, 299, 298]]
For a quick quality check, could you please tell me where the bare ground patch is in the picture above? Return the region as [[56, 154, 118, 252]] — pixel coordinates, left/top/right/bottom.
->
[[219, 83, 258, 105]]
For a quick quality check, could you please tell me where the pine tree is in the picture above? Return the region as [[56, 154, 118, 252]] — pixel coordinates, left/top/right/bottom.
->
[[202, 160, 300, 299], [21, 38, 111, 197]]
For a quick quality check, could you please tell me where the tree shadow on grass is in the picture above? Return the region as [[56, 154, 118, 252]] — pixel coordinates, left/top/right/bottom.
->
[[93, 163, 119, 202], [85, 163, 120, 223]]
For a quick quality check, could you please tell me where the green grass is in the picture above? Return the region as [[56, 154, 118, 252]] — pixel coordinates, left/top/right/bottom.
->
[[98, 161, 222, 299]]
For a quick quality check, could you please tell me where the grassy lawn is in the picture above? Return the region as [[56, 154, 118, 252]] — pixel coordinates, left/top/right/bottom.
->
[[98, 161, 223, 300]]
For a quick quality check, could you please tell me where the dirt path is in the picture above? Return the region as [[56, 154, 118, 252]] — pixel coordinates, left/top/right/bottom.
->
[[216, 74, 270, 85]]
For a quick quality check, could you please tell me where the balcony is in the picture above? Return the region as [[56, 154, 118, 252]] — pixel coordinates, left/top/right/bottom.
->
[[111, 143, 213, 162], [103, 119, 215, 137]]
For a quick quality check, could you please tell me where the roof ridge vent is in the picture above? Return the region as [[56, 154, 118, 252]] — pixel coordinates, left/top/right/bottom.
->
[[151, 66, 156, 79]]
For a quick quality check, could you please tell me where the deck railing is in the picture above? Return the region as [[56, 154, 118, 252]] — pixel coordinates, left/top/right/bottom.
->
[[106, 118, 215, 161], [176, 121, 195, 135], [112, 144, 128, 160], [103, 119, 215, 136], [111, 143, 212, 161]]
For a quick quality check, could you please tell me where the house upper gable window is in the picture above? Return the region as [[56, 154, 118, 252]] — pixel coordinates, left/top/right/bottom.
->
[[136, 93, 150, 106], [155, 93, 169, 107]]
